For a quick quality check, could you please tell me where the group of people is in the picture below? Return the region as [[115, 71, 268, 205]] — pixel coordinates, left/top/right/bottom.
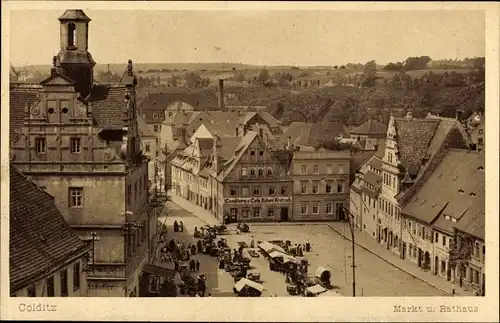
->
[[173, 220, 184, 232]]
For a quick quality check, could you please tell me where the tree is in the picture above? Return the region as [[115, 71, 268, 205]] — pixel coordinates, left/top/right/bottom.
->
[[363, 60, 377, 87], [404, 56, 432, 71], [258, 68, 270, 83], [314, 138, 358, 151], [170, 74, 180, 87], [449, 231, 475, 287], [334, 65, 338, 70], [235, 72, 246, 82]]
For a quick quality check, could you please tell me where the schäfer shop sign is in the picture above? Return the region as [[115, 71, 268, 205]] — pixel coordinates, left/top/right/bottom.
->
[[224, 197, 292, 204]]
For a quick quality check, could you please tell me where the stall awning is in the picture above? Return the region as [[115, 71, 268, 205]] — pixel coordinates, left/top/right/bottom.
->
[[307, 284, 327, 295], [258, 241, 285, 254], [315, 266, 331, 278], [234, 278, 265, 293], [269, 251, 286, 259]]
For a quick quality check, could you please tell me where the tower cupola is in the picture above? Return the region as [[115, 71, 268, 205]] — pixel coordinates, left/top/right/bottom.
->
[[56, 9, 96, 98]]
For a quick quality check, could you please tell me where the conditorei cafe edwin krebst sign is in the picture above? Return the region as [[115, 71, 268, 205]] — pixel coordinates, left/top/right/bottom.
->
[[224, 197, 292, 204]]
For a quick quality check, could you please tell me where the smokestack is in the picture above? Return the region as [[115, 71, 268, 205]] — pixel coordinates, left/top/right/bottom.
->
[[218, 79, 224, 111]]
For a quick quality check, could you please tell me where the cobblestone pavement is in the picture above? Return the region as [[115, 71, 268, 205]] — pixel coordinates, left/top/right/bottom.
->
[[224, 224, 448, 297], [161, 199, 448, 297]]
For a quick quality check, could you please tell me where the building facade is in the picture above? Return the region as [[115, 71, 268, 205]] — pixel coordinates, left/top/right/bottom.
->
[[10, 167, 90, 297], [348, 112, 484, 289], [291, 149, 350, 221], [172, 132, 293, 222], [9, 10, 154, 297], [399, 149, 484, 291]]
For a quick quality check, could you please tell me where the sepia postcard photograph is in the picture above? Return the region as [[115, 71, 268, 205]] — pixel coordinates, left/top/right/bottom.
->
[[1, 1, 499, 322]]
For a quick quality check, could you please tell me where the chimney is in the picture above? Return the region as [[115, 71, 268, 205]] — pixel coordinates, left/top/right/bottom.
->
[[218, 79, 225, 111]]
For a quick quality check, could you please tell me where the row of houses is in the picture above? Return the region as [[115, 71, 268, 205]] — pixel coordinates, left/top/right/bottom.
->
[[349, 112, 485, 295]]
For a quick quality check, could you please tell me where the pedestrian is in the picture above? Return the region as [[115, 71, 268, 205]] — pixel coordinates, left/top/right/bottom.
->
[[196, 259, 200, 272], [305, 239, 311, 252], [173, 220, 179, 232], [179, 221, 184, 232], [197, 240, 202, 253], [250, 236, 255, 248]]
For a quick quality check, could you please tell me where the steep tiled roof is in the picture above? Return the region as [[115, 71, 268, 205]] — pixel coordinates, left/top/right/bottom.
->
[[394, 118, 440, 175], [10, 167, 90, 291], [187, 111, 247, 137], [402, 149, 484, 231], [58, 9, 91, 21], [454, 206, 485, 240], [350, 119, 387, 135], [282, 121, 347, 147], [9, 88, 41, 137], [363, 171, 382, 188], [169, 111, 201, 126], [89, 85, 128, 130], [218, 132, 258, 181], [256, 112, 282, 127], [198, 138, 214, 151], [137, 114, 156, 137], [368, 156, 383, 171]]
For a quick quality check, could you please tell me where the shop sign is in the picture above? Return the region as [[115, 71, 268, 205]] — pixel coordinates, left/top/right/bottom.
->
[[224, 196, 292, 204]]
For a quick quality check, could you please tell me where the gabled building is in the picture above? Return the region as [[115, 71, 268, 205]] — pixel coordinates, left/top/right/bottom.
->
[[164, 106, 283, 191], [281, 121, 347, 149], [399, 149, 484, 290], [171, 132, 293, 222], [138, 114, 160, 189], [349, 112, 470, 259], [465, 111, 484, 152], [10, 166, 90, 297], [9, 10, 153, 297], [349, 119, 387, 140], [453, 194, 485, 296]]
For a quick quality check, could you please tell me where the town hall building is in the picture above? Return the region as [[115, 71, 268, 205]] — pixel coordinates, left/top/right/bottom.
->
[[10, 10, 154, 297]]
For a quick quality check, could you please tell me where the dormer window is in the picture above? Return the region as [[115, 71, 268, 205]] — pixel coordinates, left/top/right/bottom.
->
[[67, 22, 77, 48]]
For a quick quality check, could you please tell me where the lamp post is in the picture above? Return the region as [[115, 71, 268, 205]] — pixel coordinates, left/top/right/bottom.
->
[[341, 205, 356, 297], [83, 232, 100, 273]]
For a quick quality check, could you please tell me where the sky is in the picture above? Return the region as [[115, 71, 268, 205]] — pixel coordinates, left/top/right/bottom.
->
[[9, 9, 485, 67]]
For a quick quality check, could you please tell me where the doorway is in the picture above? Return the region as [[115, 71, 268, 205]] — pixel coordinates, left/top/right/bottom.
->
[[434, 256, 439, 275], [402, 242, 406, 260], [280, 207, 289, 222], [424, 251, 430, 270]]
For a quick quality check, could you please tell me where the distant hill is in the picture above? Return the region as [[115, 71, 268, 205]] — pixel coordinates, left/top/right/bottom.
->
[[17, 62, 333, 75]]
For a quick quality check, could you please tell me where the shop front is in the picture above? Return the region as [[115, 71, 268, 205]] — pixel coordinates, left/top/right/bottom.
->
[[222, 196, 293, 223]]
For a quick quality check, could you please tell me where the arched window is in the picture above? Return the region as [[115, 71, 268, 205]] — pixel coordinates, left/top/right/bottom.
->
[[68, 22, 77, 47]]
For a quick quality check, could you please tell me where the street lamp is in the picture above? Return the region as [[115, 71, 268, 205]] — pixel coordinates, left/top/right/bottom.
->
[[341, 205, 357, 297], [83, 232, 100, 273]]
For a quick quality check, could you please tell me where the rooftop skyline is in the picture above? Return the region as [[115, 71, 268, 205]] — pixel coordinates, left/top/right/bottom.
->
[[9, 9, 485, 67]]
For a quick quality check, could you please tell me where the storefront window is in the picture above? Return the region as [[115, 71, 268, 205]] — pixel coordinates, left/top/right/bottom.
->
[[253, 208, 261, 217], [242, 208, 250, 218]]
